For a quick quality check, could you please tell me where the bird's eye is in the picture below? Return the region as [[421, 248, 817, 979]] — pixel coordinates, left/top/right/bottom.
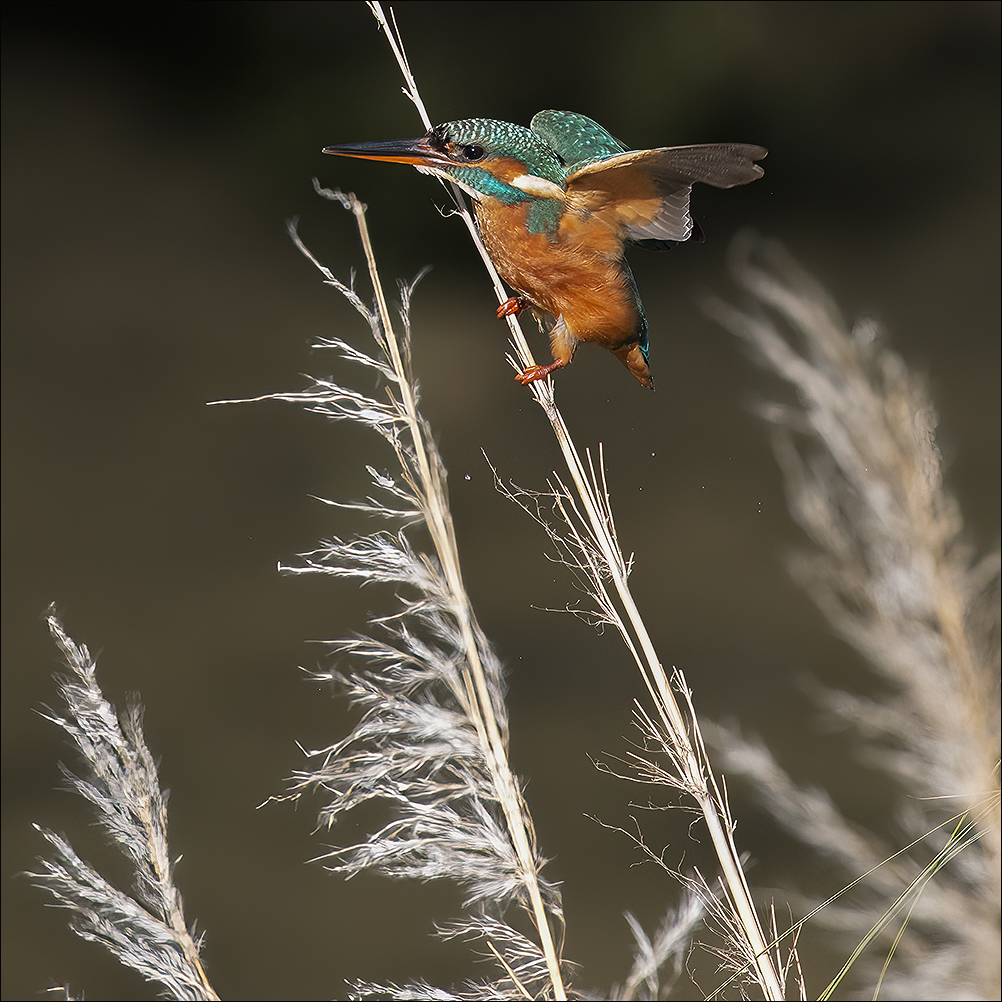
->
[[459, 144, 486, 162]]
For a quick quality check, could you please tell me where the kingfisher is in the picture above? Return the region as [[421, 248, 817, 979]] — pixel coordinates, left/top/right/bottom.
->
[[323, 112, 766, 389]]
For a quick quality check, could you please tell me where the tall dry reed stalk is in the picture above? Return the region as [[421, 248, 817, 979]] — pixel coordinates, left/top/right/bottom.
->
[[706, 237, 1000, 1000], [29, 611, 219, 1001]]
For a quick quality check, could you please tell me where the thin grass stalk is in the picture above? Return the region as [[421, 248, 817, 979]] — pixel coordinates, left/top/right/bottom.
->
[[369, 3, 783, 996], [817, 812, 989, 1001]]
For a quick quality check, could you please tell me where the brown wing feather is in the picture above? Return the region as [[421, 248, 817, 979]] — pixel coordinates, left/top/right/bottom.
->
[[566, 144, 767, 243]]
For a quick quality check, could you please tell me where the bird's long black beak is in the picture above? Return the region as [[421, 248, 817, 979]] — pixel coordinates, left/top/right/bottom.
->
[[322, 136, 447, 167]]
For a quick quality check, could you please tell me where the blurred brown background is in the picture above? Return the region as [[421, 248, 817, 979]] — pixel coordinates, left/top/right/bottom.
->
[[3, 2, 998, 998]]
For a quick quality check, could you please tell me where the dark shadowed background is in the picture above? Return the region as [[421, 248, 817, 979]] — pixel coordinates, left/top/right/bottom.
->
[[3, 2, 999, 998]]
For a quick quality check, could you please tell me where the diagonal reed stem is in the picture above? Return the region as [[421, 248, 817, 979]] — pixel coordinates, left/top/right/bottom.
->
[[368, 3, 784, 996]]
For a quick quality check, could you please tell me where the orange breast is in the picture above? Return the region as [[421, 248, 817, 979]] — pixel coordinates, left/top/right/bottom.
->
[[476, 200, 642, 351]]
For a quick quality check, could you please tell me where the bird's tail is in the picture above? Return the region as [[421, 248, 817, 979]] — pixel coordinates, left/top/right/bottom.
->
[[614, 340, 654, 389]]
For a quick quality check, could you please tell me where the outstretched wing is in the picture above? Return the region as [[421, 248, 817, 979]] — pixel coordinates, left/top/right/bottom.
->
[[566, 144, 767, 244]]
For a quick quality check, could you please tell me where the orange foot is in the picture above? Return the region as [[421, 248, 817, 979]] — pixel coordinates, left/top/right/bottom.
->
[[515, 359, 568, 385], [497, 296, 525, 319]]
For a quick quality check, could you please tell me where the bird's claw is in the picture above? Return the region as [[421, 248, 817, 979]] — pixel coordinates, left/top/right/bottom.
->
[[515, 360, 567, 385]]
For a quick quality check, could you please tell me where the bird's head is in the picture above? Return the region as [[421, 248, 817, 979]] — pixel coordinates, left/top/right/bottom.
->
[[323, 118, 568, 205]]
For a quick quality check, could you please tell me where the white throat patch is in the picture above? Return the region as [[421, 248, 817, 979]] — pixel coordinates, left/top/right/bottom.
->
[[510, 174, 566, 200]]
